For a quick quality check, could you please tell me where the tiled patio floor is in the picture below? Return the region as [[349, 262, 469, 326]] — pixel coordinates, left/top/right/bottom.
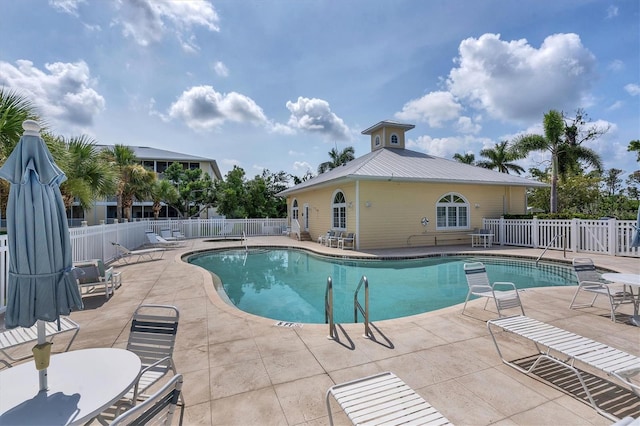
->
[[4, 237, 640, 425]]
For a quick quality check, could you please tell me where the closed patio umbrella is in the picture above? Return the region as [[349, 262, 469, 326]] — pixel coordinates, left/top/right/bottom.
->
[[632, 205, 640, 248], [0, 120, 83, 391]]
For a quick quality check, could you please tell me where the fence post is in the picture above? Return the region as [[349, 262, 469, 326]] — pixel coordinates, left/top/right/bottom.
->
[[531, 216, 538, 248], [608, 218, 616, 256], [571, 218, 579, 253], [499, 217, 505, 246]]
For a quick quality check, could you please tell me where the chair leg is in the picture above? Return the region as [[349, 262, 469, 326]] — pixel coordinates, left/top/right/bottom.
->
[[462, 291, 472, 315]]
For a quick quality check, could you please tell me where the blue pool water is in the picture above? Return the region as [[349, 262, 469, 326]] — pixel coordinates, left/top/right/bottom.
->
[[188, 248, 578, 324]]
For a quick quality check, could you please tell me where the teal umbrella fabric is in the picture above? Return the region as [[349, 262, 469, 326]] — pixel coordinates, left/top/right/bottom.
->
[[0, 121, 83, 329], [632, 205, 640, 248]]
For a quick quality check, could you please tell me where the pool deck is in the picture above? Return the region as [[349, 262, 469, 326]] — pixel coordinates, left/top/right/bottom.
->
[[4, 237, 640, 425]]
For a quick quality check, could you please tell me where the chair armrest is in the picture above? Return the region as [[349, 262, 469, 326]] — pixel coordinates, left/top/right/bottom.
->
[[492, 281, 517, 291], [104, 266, 113, 281]]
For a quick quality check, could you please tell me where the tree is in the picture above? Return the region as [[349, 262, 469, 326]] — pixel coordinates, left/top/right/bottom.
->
[[291, 170, 314, 185], [317, 146, 355, 174], [602, 168, 624, 197], [103, 144, 155, 221], [512, 109, 604, 213], [215, 166, 247, 218], [52, 134, 117, 210], [476, 141, 524, 174], [150, 179, 179, 219], [625, 171, 640, 201], [163, 162, 215, 218], [452, 152, 475, 164], [628, 140, 640, 162]]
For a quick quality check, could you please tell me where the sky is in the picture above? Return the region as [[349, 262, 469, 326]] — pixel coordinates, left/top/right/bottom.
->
[[1, 0, 639, 183]]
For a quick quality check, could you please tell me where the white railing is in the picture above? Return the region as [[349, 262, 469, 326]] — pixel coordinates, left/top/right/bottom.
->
[[483, 217, 639, 258]]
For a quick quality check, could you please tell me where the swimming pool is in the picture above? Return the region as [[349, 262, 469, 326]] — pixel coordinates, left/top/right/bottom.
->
[[188, 248, 578, 324]]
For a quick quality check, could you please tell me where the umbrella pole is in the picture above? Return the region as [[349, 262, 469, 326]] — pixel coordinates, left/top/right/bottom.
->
[[37, 320, 48, 391]]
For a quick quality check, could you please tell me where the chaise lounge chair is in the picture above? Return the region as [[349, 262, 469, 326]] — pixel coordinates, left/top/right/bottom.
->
[[112, 242, 165, 264], [487, 315, 640, 421], [569, 257, 635, 322], [462, 262, 525, 317], [145, 232, 184, 248], [326, 371, 452, 425]]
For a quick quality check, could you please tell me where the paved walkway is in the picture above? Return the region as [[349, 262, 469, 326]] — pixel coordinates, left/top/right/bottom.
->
[[8, 237, 640, 425]]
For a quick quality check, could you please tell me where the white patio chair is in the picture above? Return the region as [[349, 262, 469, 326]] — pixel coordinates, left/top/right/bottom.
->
[[73, 259, 114, 299], [569, 257, 635, 322], [159, 229, 178, 241], [122, 305, 183, 409], [112, 374, 183, 426], [337, 232, 355, 250], [462, 261, 525, 317]]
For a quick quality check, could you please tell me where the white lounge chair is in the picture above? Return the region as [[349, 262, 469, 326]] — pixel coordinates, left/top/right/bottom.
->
[[145, 232, 183, 247], [318, 230, 335, 245], [73, 259, 114, 299], [112, 242, 165, 264], [0, 317, 79, 367], [327, 231, 344, 248], [462, 262, 525, 317], [112, 374, 183, 425], [569, 257, 635, 322], [121, 305, 183, 409], [488, 315, 640, 421], [326, 371, 452, 425], [172, 230, 186, 240], [159, 228, 178, 241]]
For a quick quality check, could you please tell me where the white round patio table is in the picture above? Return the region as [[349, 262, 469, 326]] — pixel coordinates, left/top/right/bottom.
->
[[0, 347, 141, 425]]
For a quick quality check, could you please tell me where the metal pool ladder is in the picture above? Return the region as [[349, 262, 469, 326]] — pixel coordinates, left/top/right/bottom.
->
[[325, 277, 337, 340], [536, 233, 566, 266], [354, 275, 372, 338]]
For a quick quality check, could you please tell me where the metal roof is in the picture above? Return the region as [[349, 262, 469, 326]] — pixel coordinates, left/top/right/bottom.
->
[[361, 120, 415, 134], [95, 145, 222, 180], [278, 148, 547, 196]]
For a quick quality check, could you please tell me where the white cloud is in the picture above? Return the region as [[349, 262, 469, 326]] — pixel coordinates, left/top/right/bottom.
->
[[268, 122, 296, 135], [288, 150, 304, 156], [114, 0, 219, 49], [395, 91, 462, 127], [607, 101, 623, 111], [285, 97, 350, 140], [455, 116, 481, 134], [406, 134, 493, 159], [624, 83, 640, 96], [293, 161, 313, 172], [0, 59, 105, 131], [607, 59, 624, 72], [606, 5, 619, 19], [447, 33, 597, 122], [49, 0, 85, 16], [213, 61, 229, 77], [167, 85, 268, 131]]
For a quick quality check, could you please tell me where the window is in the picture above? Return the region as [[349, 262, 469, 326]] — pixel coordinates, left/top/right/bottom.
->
[[292, 199, 299, 220], [436, 193, 469, 229], [332, 191, 346, 230], [390, 134, 399, 145], [375, 135, 381, 146]]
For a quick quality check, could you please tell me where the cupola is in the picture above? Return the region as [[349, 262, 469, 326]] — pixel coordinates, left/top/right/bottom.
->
[[361, 120, 415, 152]]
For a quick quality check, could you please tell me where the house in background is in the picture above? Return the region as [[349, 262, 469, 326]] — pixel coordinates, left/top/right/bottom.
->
[[74, 146, 222, 226], [278, 120, 547, 250]]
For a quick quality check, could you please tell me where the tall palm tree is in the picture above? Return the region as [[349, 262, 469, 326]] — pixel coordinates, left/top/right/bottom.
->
[[52, 134, 117, 210], [512, 109, 603, 213], [452, 152, 475, 165], [317, 146, 355, 174], [476, 141, 525, 174], [103, 144, 155, 221]]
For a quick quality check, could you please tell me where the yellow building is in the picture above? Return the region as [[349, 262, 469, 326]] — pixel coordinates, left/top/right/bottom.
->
[[278, 120, 547, 250]]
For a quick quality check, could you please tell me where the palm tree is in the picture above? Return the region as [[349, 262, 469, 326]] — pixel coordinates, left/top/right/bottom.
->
[[0, 88, 40, 161], [0, 89, 40, 218], [317, 146, 355, 174], [452, 152, 475, 165], [103, 144, 156, 221], [476, 141, 525, 175], [150, 179, 179, 219], [512, 109, 603, 213], [52, 134, 117, 210]]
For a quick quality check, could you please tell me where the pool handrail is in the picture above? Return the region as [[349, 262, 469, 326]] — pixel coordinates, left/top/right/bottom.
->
[[324, 277, 337, 340], [536, 233, 566, 266], [353, 275, 371, 338]]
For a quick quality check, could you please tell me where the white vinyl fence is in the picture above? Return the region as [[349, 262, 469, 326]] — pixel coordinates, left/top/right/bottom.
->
[[0, 216, 636, 312], [482, 217, 639, 257]]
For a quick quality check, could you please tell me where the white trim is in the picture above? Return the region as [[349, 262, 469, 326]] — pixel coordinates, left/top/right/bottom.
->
[[390, 133, 399, 145], [331, 189, 347, 230], [435, 192, 470, 230]]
